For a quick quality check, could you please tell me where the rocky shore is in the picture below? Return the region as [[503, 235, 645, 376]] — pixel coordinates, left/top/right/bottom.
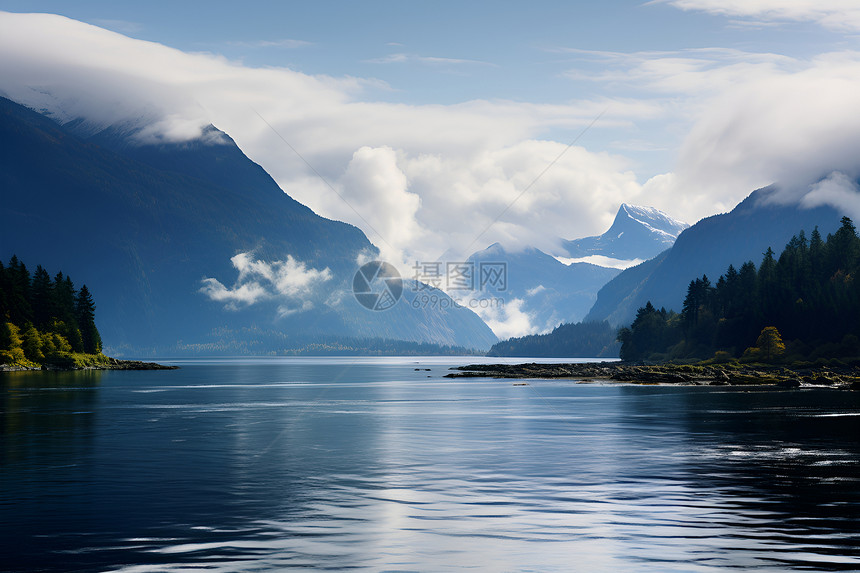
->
[[446, 362, 860, 389], [101, 358, 179, 370]]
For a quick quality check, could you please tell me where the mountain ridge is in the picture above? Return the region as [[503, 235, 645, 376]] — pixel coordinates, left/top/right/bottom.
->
[[0, 96, 497, 353], [584, 185, 844, 326]]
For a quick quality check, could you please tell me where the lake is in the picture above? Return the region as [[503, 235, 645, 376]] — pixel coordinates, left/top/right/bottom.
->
[[2, 357, 859, 572]]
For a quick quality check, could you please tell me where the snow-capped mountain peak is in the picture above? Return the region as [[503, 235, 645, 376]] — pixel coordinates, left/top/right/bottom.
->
[[619, 204, 688, 239], [562, 204, 689, 261]]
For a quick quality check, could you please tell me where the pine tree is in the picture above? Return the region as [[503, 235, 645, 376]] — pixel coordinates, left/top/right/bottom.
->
[[75, 285, 102, 354], [52, 272, 83, 352], [7, 256, 33, 325], [31, 265, 53, 329], [0, 260, 7, 321]]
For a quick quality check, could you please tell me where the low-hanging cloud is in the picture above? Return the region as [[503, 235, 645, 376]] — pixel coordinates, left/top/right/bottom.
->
[[200, 252, 332, 315], [471, 297, 539, 340], [673, 52, 860, 212]]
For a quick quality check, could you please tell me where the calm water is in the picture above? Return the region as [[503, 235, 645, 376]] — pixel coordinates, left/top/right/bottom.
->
[[2, 357, 859, 572]]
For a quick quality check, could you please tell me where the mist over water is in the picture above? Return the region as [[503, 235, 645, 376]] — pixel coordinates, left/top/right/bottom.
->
[[2, 358, 859, 572]]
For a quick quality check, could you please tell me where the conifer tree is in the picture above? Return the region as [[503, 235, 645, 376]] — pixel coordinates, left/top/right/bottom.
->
[[7, 256, 33, 325], [31, 265, 53, 329], [75, 285, 102, 354]]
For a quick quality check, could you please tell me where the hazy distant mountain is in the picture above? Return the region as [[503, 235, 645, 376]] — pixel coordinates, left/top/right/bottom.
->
[[467, 243, 620, 331], [0, 97, 496, 354], [584, 186, 843, 326], [562, 203, 688, 263], [460, 204, 685, 336]]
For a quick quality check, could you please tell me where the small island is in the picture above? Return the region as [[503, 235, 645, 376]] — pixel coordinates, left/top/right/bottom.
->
[[447, 361, 860, 389], [0, 256, 176, 371]]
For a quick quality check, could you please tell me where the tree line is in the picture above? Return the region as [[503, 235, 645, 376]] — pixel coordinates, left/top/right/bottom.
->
[[618, 217, 860, 363], [0, 255, 102, 364], [488, 321, 620, 358]]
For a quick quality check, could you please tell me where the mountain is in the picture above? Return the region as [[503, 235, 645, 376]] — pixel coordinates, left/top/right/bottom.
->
[[562, 203, 688, 263], [584, 186, 844, 326], [0, 97, 496, 354], [458, 204, 686, 338], [466, 243, 620, 331]]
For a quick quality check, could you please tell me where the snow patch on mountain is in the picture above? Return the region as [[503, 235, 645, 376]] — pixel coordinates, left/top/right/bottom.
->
[[620, 204, 688, 239]]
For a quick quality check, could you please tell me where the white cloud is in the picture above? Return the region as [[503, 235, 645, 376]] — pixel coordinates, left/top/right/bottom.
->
[[199, 279, 268, 308], [471, 298, 539, 340], [200, 252, 332, 313], [798, 171, 860, 221], [659, 0, 860, 32], [526, 285, 546, 297], [92, 19, 142, 34], [673, 51, 860, 210]]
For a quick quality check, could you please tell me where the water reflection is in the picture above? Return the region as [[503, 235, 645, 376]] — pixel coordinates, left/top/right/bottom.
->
[[1, 364, 859, 572], [1, 370, 102, 464]]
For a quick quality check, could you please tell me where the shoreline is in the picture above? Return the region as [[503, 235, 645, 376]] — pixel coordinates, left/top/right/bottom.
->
[[1, 358, 179, 372], [446, 362, 860, 389]]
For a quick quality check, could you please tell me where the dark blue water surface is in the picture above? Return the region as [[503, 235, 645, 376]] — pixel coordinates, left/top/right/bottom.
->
[[2, 357, 859, 572]]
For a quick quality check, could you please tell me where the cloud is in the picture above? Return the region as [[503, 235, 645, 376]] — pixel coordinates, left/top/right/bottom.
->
[[200, 252, 332, 313], [658, 0, 860, 32], [199, 279, 268, 308], [0, 11, 661, 267], [673, 51, 860, 208], [334, 146, 425, 263], [557, 43, 860, 219], [525, 285, 547, 297], [798, 171, 860, 221], [4, 10, 860, 279], [561, 47, 799, 102], [92, 19, 142, 34], [470, 298, 539, 340]]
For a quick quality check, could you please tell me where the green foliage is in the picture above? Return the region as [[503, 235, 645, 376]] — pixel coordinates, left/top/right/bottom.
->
[[754, 326, 786, 361], [0, 322, 29, 364], [42, 351, 110, 369], [20, 323, 44, 362], [619, 216, 860, 362], [705, 350, 736, 364], [488, 321, 620, 358], [617, 302, 682, 361], [0, 256, 104, 366]]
